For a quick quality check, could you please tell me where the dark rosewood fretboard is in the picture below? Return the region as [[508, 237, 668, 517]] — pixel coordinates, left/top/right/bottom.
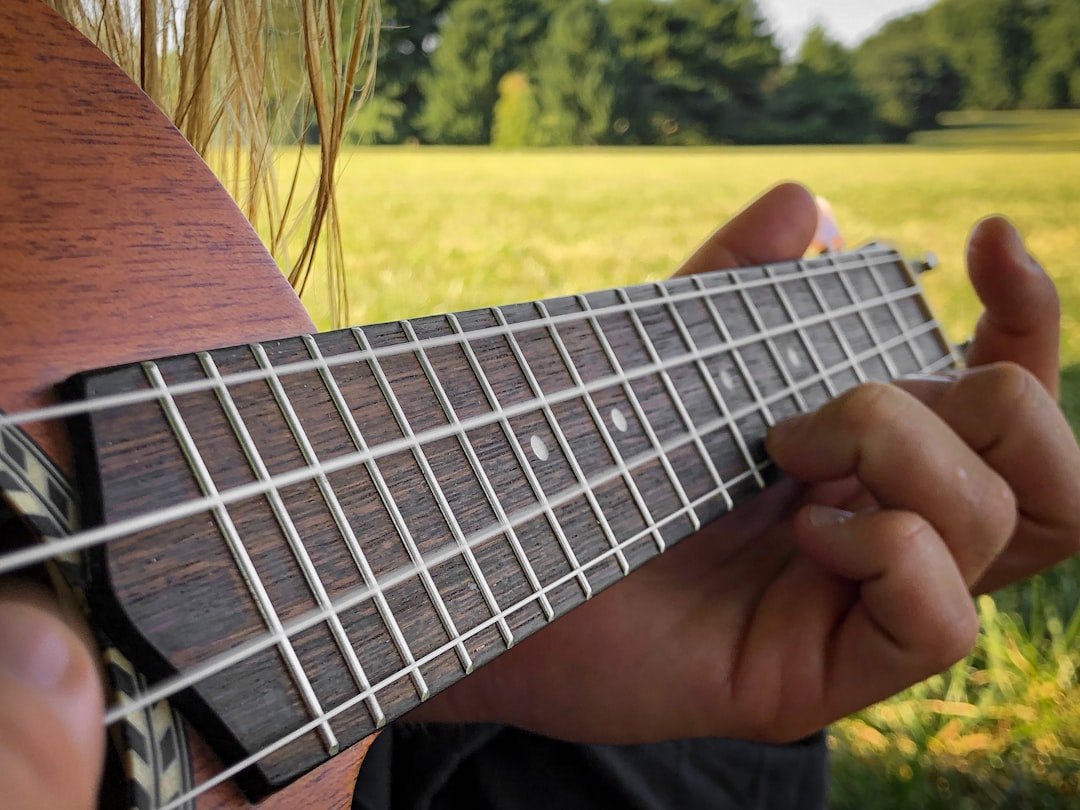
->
[[59, 244, 953, 798]]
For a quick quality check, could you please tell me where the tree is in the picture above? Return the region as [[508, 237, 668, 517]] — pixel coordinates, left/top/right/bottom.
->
[[1023, 0, 1080, 107], [604, 0, 780, 144], [491, 71, 541, 146], [762, 26, 879, 143], [355, 0, 453, 143], [854, 13, 962, 138], [533, 0, 619, 145], [926, 0, 1037, 110], [416, 0, 548, 144]]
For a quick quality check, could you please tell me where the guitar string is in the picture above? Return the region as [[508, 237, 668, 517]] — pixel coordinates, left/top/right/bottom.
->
[[102, 318, 951, 728], [153, 327, 955, 810], [398, 316, 528, 643], [0, 248, 903, 430], [576, 291, 699, 539], [0, 271, 932, 578], [656, 280, 757, 501]]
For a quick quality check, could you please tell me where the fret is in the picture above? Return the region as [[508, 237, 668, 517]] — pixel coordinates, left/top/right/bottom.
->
[[656, 279, 763, 508], [401, 317, 544, 635], [690, 274, 774, 487], [868, 257, 950, 365], [357, 319, 518, 659], [406, 318, 556, 630], [200, 349, 386, 728], [799, 261, 871, 390], [577, 293, 699, 537], [763, 262, 840, 406], [828, 254, 901, 382], [535, 299, 666, 556], [297, 334, 433, 701], [728, 268, 810, 418], [445, 311, 594, 601], [864, 256, 932, 373], [349, 326, 475, 674], [492, 305, 632, 579], [668, 293, 766, 499], [617, 286, 731, 514], [141, 361, 339, 755]]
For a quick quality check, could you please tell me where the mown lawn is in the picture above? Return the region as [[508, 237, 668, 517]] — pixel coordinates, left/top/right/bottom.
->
[[272, 120, 1080, 808], [296, 142, 1080, 372]]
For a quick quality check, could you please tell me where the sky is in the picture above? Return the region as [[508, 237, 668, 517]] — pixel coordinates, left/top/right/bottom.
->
[[755, 0, 937, 54]]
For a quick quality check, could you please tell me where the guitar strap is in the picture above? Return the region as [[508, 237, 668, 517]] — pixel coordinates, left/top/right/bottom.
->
[[0, 409, 195, 810]]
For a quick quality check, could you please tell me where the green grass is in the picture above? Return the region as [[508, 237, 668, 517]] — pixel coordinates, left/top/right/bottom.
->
[[294, 143, 1080, 367], [269, 136, 1079, 808], [912, 109, 1080, 150]]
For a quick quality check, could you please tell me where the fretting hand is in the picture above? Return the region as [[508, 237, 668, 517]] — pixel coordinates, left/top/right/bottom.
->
[[415, 182, 1080, 744]]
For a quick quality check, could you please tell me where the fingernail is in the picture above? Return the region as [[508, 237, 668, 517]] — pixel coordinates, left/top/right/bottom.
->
[[1002, 220, 1044, 275], [808, 504, 855, 528]]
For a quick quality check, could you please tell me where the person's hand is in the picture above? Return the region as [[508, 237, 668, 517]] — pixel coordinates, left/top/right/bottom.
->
[[414, 182, 1080, 745], [0, 587, 104, 810]]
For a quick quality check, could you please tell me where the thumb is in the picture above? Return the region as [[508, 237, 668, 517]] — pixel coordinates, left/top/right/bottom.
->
[[964, 216, 1060, 396], [0, 596, 105, 810]]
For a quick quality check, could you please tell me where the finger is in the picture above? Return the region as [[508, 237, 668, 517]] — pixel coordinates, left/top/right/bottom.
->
[[964, 216, 1060, 396], [794, 505, 978, 722], [675, 182, 819, 276], [896, 364, 1080, 592], [0, 594, 104, 810], [765, 382, 1016, 586]]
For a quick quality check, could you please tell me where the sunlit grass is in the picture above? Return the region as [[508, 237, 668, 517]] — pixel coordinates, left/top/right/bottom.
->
[[291, 144, 1080, 368]]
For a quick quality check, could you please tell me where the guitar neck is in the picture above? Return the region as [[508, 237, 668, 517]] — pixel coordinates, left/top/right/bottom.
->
[[59, 244, 952, 796]]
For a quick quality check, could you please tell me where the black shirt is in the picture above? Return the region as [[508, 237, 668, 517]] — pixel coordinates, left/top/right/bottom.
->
[[354, 723, 829, 809]]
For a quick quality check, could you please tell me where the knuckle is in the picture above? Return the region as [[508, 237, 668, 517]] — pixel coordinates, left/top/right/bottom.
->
[[964, 361, 1032, 409], [833, 381, 901, 430]]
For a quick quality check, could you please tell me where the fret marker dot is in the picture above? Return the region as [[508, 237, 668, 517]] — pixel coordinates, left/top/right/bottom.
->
[[611, 407, 628, 433], [530, 435, 549, 462], [720, 369, 735, 390], [786, 346, 802, 369]]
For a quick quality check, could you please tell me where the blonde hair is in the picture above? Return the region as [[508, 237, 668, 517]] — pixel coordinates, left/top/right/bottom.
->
[[46, 0, 381, 327]]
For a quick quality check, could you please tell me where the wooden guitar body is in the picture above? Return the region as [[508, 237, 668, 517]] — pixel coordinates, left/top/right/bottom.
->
[[0, 1, 367, 806]]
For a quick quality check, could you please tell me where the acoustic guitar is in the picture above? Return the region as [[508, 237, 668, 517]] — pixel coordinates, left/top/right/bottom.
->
[[0, 2, 954, 808]]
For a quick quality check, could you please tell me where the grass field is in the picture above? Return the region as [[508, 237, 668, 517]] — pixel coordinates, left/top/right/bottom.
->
[[296, 142, 1080, 371], [272, 113, 1080, 808]]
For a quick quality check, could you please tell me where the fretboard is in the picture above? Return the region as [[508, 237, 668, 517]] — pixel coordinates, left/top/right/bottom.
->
[[62, 244, 953, 797]]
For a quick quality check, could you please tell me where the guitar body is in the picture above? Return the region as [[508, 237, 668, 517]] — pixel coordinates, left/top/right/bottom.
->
[[0, 1, 368, 806]]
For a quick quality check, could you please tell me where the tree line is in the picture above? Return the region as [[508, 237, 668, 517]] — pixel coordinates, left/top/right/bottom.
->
[[332, 0, 1080, 146]]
